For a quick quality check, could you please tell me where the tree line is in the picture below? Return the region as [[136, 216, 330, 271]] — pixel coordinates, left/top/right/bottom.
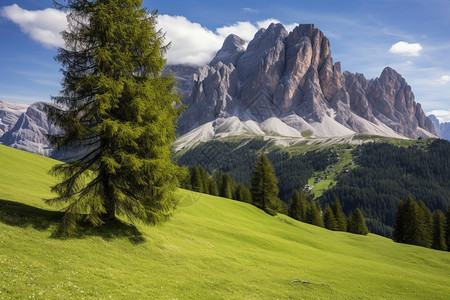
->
[[184, 155, 369, 235], [393, 195, 450, 251], [321, 139, 450, 237], [288, 191, 368, 235]]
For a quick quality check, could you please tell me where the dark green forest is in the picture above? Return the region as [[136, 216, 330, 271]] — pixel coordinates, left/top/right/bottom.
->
[[175, 138, 450, 238], [322, 139, 450, 237], [175, 138, 338, 202]]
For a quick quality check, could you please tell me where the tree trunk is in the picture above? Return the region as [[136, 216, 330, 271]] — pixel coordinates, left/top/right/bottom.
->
[[102, 174, 116, 222]]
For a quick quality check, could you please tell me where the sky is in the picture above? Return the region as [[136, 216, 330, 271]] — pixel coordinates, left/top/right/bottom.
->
[[1, 0, 449, 122]]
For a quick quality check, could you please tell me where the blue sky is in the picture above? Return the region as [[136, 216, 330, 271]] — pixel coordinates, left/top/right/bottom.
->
[[1, 0, 450, 121]]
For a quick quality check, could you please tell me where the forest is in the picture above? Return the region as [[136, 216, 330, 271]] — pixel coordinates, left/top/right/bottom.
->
[[176, 138, 450, 237]]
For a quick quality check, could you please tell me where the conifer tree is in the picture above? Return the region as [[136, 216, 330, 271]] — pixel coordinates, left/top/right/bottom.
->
[[306, 202, 324, 227], [198, 166, 210, 194], [331, 198, 347, 231], [190, 166, 203, 193], [250, 155, 279, 211], [432, 210, 447, 251], [219, 173, 233, 199], [45, 0, 184, 236], [417, 200, 433, 248], [288, 189, 301, 220], [393, 200, 406, 243], [242, 186, 252, 204], [208, 180, 219, 196], [233, 184, 245, 202], [232, 184, 252, 203], [323, 205, 337, 231], [400, 195, 423, 245], [348, 208, 369, 235]]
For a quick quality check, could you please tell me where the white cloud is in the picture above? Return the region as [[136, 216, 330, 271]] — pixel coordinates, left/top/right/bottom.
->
[[427, 109, 450, 123], [242, 8, 258, 13], [388, 41, 423, 57], [157, 15, 224, 65], [1, 4, 66, 48], [216, 21, 258, 41], [160, 17, 298, 65], [2, 5, 298, 66], [438, 75, 450, 84]]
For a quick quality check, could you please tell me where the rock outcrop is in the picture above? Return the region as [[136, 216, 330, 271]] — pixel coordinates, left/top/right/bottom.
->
[[0, 100, 29, 136], [0, 102, 59, 156], [173, 23, 435, 139], [429, 115, 450, 141]]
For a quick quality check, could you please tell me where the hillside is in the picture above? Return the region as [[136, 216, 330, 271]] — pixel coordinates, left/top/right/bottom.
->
[[175, 137, 450, 237], [1, 145, 450, 299]]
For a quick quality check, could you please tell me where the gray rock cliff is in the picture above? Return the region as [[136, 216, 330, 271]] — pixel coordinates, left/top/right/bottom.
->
[[172, 23, 435, 138]]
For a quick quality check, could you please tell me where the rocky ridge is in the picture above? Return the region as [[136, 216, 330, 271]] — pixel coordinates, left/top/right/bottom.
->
[[429, 115, 450, 141], [0, 102, 59, 156], [171, 23, 436, 148]]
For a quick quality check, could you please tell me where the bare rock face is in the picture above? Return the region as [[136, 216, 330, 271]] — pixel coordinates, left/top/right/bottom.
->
[[0, 102, 59, 156], [210, 34, 246, 67], [162, 64, 198, 100], [0, 100, 29, 137], [170, 23, 435, 139], [429, 115, 450, 141]]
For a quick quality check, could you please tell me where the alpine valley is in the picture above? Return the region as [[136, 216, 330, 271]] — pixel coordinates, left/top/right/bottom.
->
[[1, 23, 449, 237]]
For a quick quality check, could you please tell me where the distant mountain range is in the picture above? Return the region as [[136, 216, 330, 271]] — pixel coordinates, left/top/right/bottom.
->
[[168, 24, 437, 150], [1, 24, 448, 157], [429, 115, 450, 141]]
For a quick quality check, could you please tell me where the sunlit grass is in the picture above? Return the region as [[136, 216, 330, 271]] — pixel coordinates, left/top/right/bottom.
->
[[0, 145, 449, 299]]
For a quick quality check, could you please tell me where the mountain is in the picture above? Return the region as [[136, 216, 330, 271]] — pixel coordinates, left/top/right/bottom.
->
[[170, 24, 435, 150], [0, 100, 29, 136], [429, 114, 450, 141], [175, 136, 450, 237], [0, 101, 59, 156]]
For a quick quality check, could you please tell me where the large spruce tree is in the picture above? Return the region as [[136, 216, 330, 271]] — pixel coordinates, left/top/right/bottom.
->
[[250, 155, 279, 212], [46, 0, 184, 236]]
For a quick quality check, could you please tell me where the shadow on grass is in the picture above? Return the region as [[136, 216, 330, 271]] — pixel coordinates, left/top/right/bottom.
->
[[0, 199, 145, 244]]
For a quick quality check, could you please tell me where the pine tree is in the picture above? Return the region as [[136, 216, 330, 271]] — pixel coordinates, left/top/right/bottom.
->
[[348, 208, 369, 235], [331, 198, 347, 231], [323, 205, 337, 231], [190, 166, 203, 193], [417, 200, 433, 248], [242, 186, 252, 204], [198, 166, 210, 194], [301, 195, 311, 223], [393, 200, 406, 243], [250, 155, 279, 212], [432, 210, 447, 251], [306, 202, 324, 227], [400, 195, 423, 246], [208, 180, 219, 196], [288, 189, 301, 220], [219, 173, 233, 199], [45, 0, 184, 236], [233, 184, 246, 202]]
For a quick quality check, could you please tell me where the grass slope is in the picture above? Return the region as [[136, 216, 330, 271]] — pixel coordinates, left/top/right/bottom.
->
[[1, 145, 449, 299]]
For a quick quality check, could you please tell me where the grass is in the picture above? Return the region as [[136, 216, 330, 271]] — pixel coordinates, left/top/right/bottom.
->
[[1, 144, 450, 299]]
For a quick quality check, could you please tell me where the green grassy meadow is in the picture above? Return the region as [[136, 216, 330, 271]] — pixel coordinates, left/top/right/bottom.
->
[[0, 144, 449, 299]]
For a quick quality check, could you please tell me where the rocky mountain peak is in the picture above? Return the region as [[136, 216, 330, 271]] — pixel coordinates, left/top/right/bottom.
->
[[168, 23, 436, 142], [210, 34, 246, 66]]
